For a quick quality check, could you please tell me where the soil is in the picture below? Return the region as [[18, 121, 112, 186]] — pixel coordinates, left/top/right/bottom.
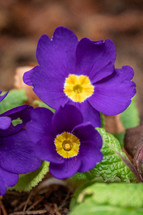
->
[[1, 177, 72, 215]]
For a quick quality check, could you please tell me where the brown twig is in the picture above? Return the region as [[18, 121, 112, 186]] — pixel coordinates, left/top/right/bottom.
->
[[9, 209, 47, 215], [58, 191, 71, 210], [0, 200, 8, 215], [26, 196, 44, 211], [23, 191, 33, 212]]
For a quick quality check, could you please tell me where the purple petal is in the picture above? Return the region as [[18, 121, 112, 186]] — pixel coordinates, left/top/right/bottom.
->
[[0, 91, 8, 102], [52, 105, 83, 134], [0, 116, 11, 130], [0, 130, 41, 174], [26, 107, 54, 142], [72, 122, 102, 148], [49, 157, 81, 179], [23, 67, 35, 86], [36, 27, 78, 74], [35, 137, 64, 164], [31, 66, 68, 109], [89, 66, 136, 115], [73, 122, 103, 172], [0, 105, 33, 136], [68, 101, 101, 127], [78, 141, 103, 172], [28, 27, 79, 108], [0, 167, 19, 195], [75, 38, 116, 83], [1, 105, 32, 121]]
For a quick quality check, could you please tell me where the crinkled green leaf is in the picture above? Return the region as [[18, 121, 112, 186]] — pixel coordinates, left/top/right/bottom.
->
[[72, 128, 136, 182], [10, 161, 49, 192], [90, 128, 136, 182], [0, 89, 27, 114], [33, 100, 55, 113], [70, 183, 143, 215], [120, 97, 139, 129]]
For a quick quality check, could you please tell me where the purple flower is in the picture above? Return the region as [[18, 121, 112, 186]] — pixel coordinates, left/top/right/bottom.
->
[[0, 105, 41, 195], [0, 91, 8, 102], [23, 27, 136, 127], [26, 105, 103, 179]]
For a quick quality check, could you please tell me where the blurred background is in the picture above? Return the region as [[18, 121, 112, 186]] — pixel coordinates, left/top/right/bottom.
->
[[0, 0, 143, 121]]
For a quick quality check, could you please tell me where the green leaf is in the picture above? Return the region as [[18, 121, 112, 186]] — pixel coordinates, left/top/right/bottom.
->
[[114, 132, 125, 148], [120, 97, 140, 129], [10, 161, 49, 192], [72, 128, 136, 182], [70, 183, 143, 215], [12, 118, 23, 126], [90, 128, 136, 182], [0, 90, 27, 114], [33, 100, 55, 113], [100, 113, 105, 128]]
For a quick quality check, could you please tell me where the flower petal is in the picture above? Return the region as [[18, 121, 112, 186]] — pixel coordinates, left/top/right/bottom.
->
[[52, 105, 83, 134], [68, 101, 101, 127], [36, 26, 78, 74], [0, 167, 19, 195], [0, 116, 11, 130], [0, 130, 41, 174], [1, 104, 32, 121], [23, 67, 35, 86], [78, 141, 103, 172], [35, 137, 64, 164], [75, 38, 116, 82], [30, 66, 68, 109], [89, 66, 136, 115], [73, 123, 103, 172], [49, 157, 81, 179], [0, 91, 8, 102], [26, 107, 54, 142], [73, 122, 102, 149], [0, 105, 33, 136], [24, 27, 78, 108]]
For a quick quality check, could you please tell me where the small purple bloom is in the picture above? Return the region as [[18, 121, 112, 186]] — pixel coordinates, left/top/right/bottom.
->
[[0, 105, 41, 195], [26, 105, 103, 179], [0, 91, 8, 103], [23, 26, 136, 127]]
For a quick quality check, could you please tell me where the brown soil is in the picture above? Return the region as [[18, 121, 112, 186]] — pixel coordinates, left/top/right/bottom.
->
[[1, 182, 72, 215]]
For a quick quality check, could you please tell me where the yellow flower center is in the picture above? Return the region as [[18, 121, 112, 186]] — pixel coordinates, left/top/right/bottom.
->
[[64, 74, 94, 103], [54, 132, 80, 158]]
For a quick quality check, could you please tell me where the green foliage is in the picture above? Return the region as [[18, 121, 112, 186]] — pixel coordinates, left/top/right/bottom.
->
[[100, 113, 104, 128], [113, 97, 139, 147], [90, 128, 136, 182], [120, 97, 139, 129], [114, 132, 125, 148], [70, 183, 143, 215], [0, 90, 27, 113], [10, 161, 49, 192], [12, 118, 23, 126], [72, 128, 136, 182], [33, 100, 55, 113]]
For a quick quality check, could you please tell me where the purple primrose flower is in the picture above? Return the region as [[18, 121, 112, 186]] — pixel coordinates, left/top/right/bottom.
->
[[0, 105, 41, 195], [24, 26, 136, 127], [26, 104, 103, 179]]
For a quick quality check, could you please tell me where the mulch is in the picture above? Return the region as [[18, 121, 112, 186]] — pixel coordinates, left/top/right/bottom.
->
[[1, 181, 72, 215]]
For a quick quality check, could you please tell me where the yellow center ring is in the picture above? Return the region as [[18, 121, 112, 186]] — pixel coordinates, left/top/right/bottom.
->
[[64, 74, 94, 103], [54, 132, 80, 158]]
